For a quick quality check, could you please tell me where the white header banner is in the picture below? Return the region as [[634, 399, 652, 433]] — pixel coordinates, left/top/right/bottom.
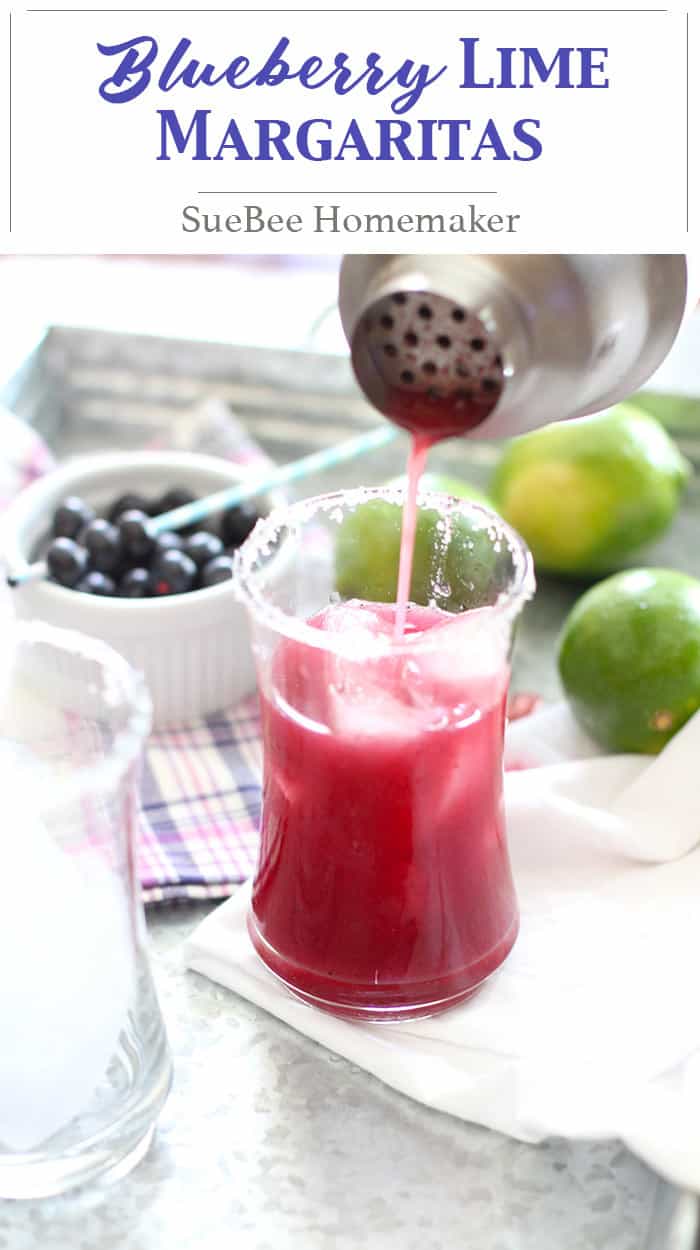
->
[[0, 6, 694, 253]]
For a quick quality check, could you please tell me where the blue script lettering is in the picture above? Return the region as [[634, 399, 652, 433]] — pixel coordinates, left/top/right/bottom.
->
[[98, 36, 158, 102], [98, 35, 446, 112]]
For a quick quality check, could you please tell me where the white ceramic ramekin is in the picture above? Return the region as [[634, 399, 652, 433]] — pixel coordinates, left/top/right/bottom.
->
[[0, 451, 272, 728]]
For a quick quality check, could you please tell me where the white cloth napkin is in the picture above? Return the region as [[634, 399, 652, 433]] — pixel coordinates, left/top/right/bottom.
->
[[185, 702, 700, 1192]]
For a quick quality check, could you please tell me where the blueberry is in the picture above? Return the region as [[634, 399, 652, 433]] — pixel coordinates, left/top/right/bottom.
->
[[156, 487, 196, 516], [75, 570, 116, 596], [107, 492, 153, 524], [52, 496, 95, 540], [154, 487, 199, 536], [220, 503, 260, 549], [118, 567, 152, 598], [151, 530, 184, 562], [80, 518, 123, 573], [151, 549, 197, 596], [118, 509, 154, 562], [46, 537, 89, 588], [183, 530, 224, 569], [200, 554, 235, 588]]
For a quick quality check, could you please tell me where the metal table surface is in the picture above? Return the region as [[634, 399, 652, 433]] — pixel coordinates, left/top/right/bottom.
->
[[1, 324, 699, 1249]]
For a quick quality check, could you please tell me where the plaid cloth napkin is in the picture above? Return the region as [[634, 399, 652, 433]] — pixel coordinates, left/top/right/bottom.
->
[[0, 401, 273, 905], [139, 696, 263, 903]]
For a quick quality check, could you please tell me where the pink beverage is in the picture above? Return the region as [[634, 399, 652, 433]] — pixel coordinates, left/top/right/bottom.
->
[[249, 599, 518, 1021]]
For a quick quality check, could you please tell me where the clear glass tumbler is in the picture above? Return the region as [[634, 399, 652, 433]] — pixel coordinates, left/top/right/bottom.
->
[[0, 622, 172, 1199], [235, 487, 535, 1022]]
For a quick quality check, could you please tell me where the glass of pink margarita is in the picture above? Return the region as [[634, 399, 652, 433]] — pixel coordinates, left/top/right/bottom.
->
[[235, 487, 534, 1022]]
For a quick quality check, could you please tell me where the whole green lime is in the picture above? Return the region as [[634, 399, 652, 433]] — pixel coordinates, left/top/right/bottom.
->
[[490, 404, 691, 577], [558, 568, 700, 754], [334, 499, 515, 612]]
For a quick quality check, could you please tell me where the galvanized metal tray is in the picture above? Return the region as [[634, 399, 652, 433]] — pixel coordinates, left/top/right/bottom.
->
[[2, 325, 380, 464]]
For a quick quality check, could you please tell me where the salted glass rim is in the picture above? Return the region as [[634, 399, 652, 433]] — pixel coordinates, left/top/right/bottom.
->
[[5, 620, 152, 814], [234, 486, 535, 656]]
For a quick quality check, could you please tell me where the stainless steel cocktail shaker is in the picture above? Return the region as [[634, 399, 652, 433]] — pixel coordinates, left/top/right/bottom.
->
[[338, 255, 694, 440]]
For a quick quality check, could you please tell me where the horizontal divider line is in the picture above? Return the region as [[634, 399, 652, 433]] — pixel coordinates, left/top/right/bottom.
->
[[196, 191, 500, 196]]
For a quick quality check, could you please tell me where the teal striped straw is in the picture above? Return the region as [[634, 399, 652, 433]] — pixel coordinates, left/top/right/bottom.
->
[[148, 424, 399, 536]]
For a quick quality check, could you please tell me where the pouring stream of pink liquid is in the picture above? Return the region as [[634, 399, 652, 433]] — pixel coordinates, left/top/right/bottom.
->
[[393, 433, 434, 640]]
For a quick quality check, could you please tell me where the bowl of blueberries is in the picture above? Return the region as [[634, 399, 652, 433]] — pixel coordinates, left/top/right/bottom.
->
[[0, 451, 274, 727]]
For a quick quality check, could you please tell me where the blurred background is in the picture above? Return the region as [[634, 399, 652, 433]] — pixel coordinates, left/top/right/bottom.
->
[[0, 255, 344, 378]]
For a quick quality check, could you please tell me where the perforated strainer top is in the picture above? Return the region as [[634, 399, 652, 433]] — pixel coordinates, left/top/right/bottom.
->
[[351, 290, 505, 440]]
